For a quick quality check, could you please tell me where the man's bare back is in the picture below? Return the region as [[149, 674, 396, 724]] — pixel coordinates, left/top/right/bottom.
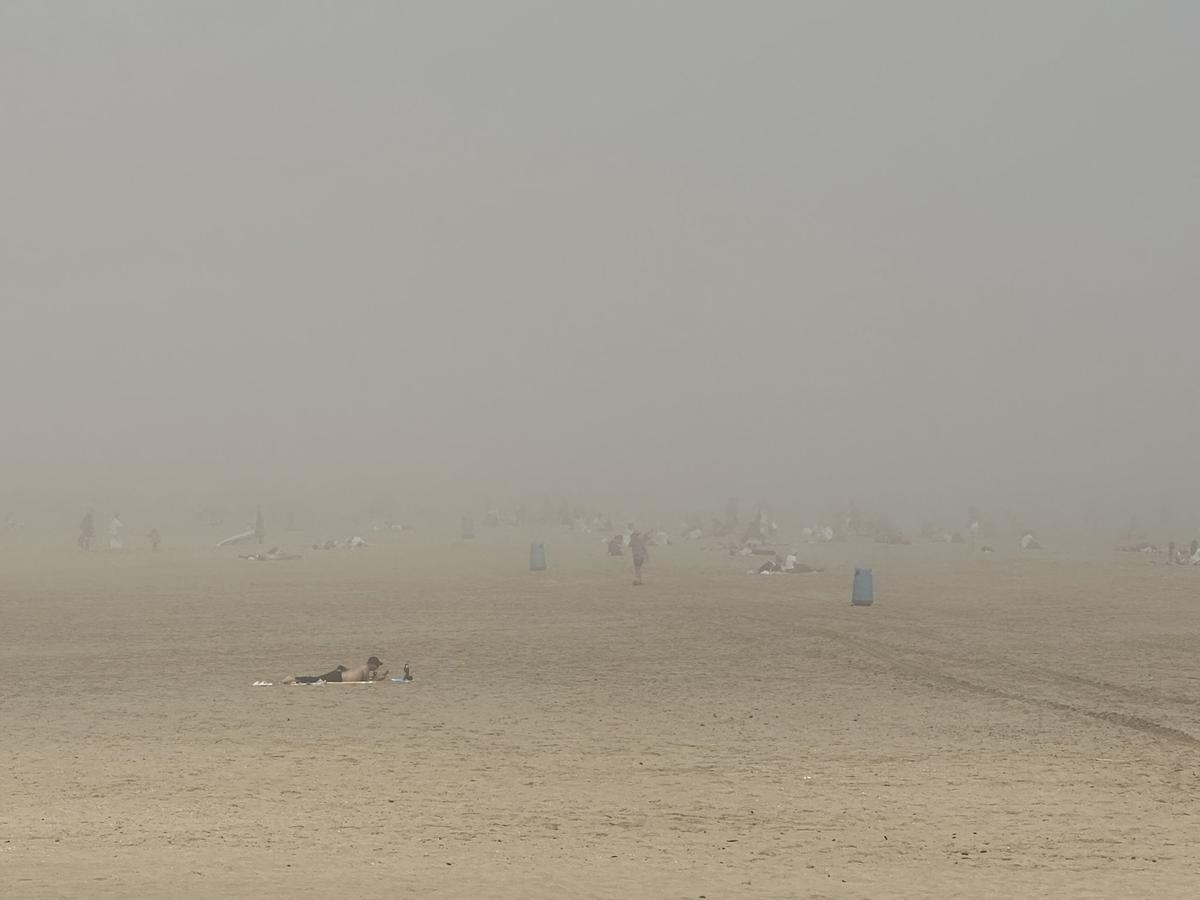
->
[[284, 655, 387, 684], [341, 659, 388, 682]]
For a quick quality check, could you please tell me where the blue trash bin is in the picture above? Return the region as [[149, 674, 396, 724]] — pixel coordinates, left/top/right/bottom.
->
[[852, 568, 874, 606], [530, 542, 546, 572]]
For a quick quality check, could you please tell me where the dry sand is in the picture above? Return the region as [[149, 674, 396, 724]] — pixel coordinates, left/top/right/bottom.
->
[[3, 532, 1199, 897]]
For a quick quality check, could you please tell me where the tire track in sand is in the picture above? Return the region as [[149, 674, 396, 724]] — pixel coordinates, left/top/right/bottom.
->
[[727, 605, 1200, 749], [808, 625, 1200, 748]]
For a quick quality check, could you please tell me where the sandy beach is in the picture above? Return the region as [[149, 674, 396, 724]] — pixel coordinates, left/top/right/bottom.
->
[[7, 2, 1197, 896], [3, 533, 1198, 898]]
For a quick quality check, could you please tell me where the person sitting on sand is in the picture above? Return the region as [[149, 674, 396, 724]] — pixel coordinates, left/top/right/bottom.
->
[[779, 550, 822, 573], [239, 546, 301, 561], [285, 656, 388, 684]]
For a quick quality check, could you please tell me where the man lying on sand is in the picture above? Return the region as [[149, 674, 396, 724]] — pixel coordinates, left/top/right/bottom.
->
[[284, 656, 388, 684]]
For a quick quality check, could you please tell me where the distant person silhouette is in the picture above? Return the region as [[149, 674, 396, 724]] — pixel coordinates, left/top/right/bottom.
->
[[108, 513, 124, 550], [630, 529, 649, 585], [78, 509, 95, 550]]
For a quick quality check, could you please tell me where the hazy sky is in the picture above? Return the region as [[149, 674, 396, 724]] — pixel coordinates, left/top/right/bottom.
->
[[2, 2, 1198, 525]]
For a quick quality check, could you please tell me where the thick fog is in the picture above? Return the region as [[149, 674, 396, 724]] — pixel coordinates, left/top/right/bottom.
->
[[2, 2, 1198, 534]]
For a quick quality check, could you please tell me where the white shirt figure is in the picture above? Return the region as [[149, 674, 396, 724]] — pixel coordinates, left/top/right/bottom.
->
[[109, 515, 124, 550]]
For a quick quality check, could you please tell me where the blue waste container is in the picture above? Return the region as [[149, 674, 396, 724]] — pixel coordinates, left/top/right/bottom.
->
[[852, 568, 874, 606], [530, 542, 546, 572]]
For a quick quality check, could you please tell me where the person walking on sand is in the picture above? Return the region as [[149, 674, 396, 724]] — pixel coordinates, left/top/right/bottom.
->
[[254, 506, 266, 545], [109, 513, 124, 550], [148, 528, 161, 551], [78, 509, 95, 550], [629, 528, 648, 586]]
